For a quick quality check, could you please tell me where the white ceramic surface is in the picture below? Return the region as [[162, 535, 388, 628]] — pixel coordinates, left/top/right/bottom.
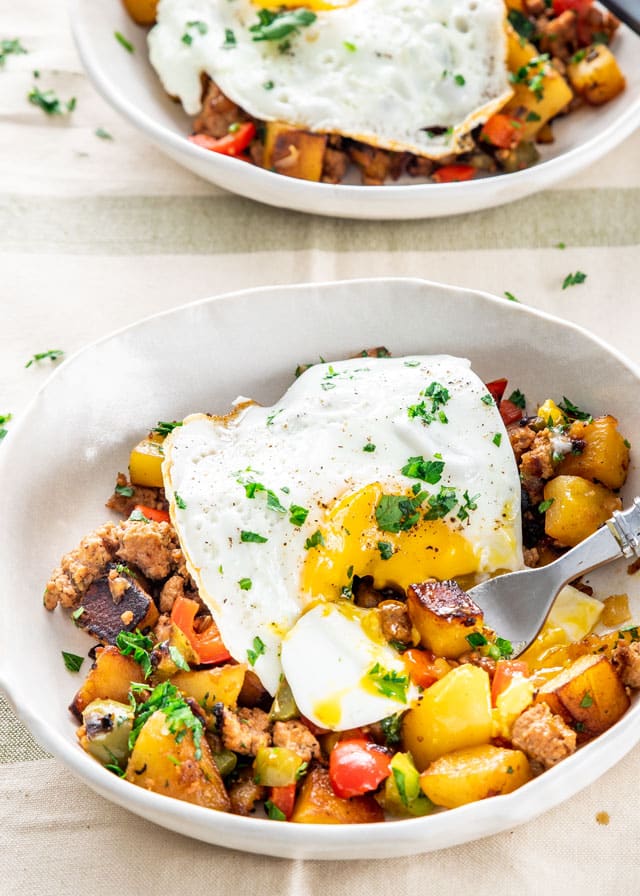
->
[[69, 1, 640, 220], [2, 278, 640, 859]]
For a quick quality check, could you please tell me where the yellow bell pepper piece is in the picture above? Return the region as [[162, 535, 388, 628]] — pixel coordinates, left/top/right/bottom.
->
[[129, 435, 164, 488]]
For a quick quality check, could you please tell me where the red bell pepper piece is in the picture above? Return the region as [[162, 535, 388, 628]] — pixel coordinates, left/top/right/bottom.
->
[[132, 504, 170, 524], [268, 783, 297, 820], [188, 122, 257, 157], [480, 114, 523, 150], [329, 738, 391, 799], [485, 378, 508, 404], [403, 648, 443, 689], [432, 164, 476, 184], [170, 596, 231, 665], [499, 399, 524, 426]]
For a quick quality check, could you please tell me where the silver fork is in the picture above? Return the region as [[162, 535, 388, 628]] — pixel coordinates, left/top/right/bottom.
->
[[467, 497, 640, 656]]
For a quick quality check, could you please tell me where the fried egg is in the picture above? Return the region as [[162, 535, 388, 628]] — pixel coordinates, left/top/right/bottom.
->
[[162, 355, 523, 727], [148, 0, 513, 158]]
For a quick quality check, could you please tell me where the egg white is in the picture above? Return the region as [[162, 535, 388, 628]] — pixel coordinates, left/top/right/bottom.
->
[[148, 0, 513, 158], [162, 355, 522, 707]]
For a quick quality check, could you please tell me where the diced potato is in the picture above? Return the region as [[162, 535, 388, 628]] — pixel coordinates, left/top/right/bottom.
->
[[557, 415, 630, 490], [543, 475, 621, 547], [420, 744, 532, 809], [263, 122, 327, 181], [567, 44, 626, 106], [129, 436, 164, 488], [291, 766, 384, 824], [125, 709, 230, 811], [122, 0, 158, 26], [492, 675, 534, 740], [504, 25, 573, 141], [402, 664, 492, 770], [536, 653, 630, 737], [70, 645, 142, 718], [78, 699, 133, 766], [170, 664, 246, 712], [504, 0, 525, 11], [406, 580, 484, 659]]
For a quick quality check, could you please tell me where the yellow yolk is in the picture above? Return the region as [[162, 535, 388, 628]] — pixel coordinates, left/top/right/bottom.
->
[[301, 482, 479, 599], [251, 0, 358, 9]]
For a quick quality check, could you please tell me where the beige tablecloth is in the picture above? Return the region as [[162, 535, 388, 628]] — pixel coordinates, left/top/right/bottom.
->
[[2, 2, 640, 892]]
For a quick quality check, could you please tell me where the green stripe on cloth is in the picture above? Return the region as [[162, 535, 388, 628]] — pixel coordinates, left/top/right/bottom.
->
[[0, 694, 50, 763], [1, 189, 639, 255]]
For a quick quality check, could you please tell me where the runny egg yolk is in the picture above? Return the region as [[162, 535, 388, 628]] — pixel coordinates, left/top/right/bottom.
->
[[251, 0, 358, 9], [301, 482, 479, 598]]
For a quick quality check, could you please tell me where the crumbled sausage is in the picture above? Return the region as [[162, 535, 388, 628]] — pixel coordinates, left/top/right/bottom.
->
[[378, 600, 413, 644], [272, 720, 321, 763], [511, 703, 577, 769], [105, 472, 167, 517], [612, 639, 640, 689], [117, 520, 177, 580], [44, 523, 120, 610], [520, 430, 555, 504], [228, 766, 266, 816], [219, 707, 272, 756], [509, 424, 537, 465], [159, 574, 186, 613], [193, 77, 246, 138], [107, 568, 129, 603], [322, 146, 350, 184], [538, 10, 578, 61]]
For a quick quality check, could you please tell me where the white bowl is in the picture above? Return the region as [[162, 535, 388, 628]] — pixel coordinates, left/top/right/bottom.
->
[[1, 278, 639, 859], [69, 1, 640, 220]]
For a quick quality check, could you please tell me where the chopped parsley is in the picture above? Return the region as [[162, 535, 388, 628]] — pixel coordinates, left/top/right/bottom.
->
[[571, 49, 587, 64], [492, 433, 502, 447], [363, 443, 376, 453], [465, 632, 488, 649], [223, 28, 237, 48], [174, 492, 187, 509], [25, 348, 64, 367], [580, 692, 593, 708], [116, 630, 153, 679], [304, 530, 324, 550], [0, 412, 11, 442], [182, 20, 208, 45], [241, 530, 268, 543], [367, 663, 409, 702], [168, 645, 190, 672], [129, 681, 203, 759], [424, 486, 459, 520], [95, 127, 113, 140], [0, 38, 27, 66], [62, 651, 84, 673], [562, 271, 587, 289], [375, 492, 425, 533], [558, 396, 592, 422], [289, 505, 309, 526], [481, 394, 494, 405], [401, 455, 444, 484], [265, 800, 286, 821], [114, 31, 134, 53], [241, 479, 287, 513], [250, 8, 317, 42], [238, 577, 253, 591], [509, 53, 550, 100], [247, 635, 266, 666], [504, 291, 520, 303], [507, 9, 537, 41], [487, 637, 514, 660], [555, 241, 566, 249], [115, 483, 134, 497], [380, 713, 403, 745], [71, 606, 85, 622], [263, 80, 275, 90], [526, 111, 542, 122], [377, 541, 394, 561], [508, 389, 526, 409], [152, 420, 182, 436], [128, 509, 150, 523], [454, 74, 465, 86], [343, 41, 357, 52], [457, 490, 479, 522], [266, 409, 283, 426], [538, 498, 555, 513], [408, 381, 451, 426]]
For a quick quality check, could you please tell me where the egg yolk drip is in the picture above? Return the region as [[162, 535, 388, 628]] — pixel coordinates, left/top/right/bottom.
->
[[301, 482, 480, 598], [251, 0, 358, 9]]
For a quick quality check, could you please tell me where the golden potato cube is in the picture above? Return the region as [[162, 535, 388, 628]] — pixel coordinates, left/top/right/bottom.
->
[[170, 664, 246, 712], [263, 122, 327, 181], [406, 580, 484, 659], [125, 709, 231, 811], [420, 744, 532, 809], [601, 594, 631, 628], [505, 22, 538, 73], [70, 645, 142, 718], [402, 664, 492, 770], [291, 766, 384, 824], [558, 415, 630, 490], [536, 653, 630, 737], [129, 436, 164, 488], [567, 45, 626, 106], [122, 0, 158, 26], [543, 475, 621, 547]]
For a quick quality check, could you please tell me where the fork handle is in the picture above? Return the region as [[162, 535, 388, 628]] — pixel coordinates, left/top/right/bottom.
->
[[602, 1, 640, 36], [545, 497, 640, 591]]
